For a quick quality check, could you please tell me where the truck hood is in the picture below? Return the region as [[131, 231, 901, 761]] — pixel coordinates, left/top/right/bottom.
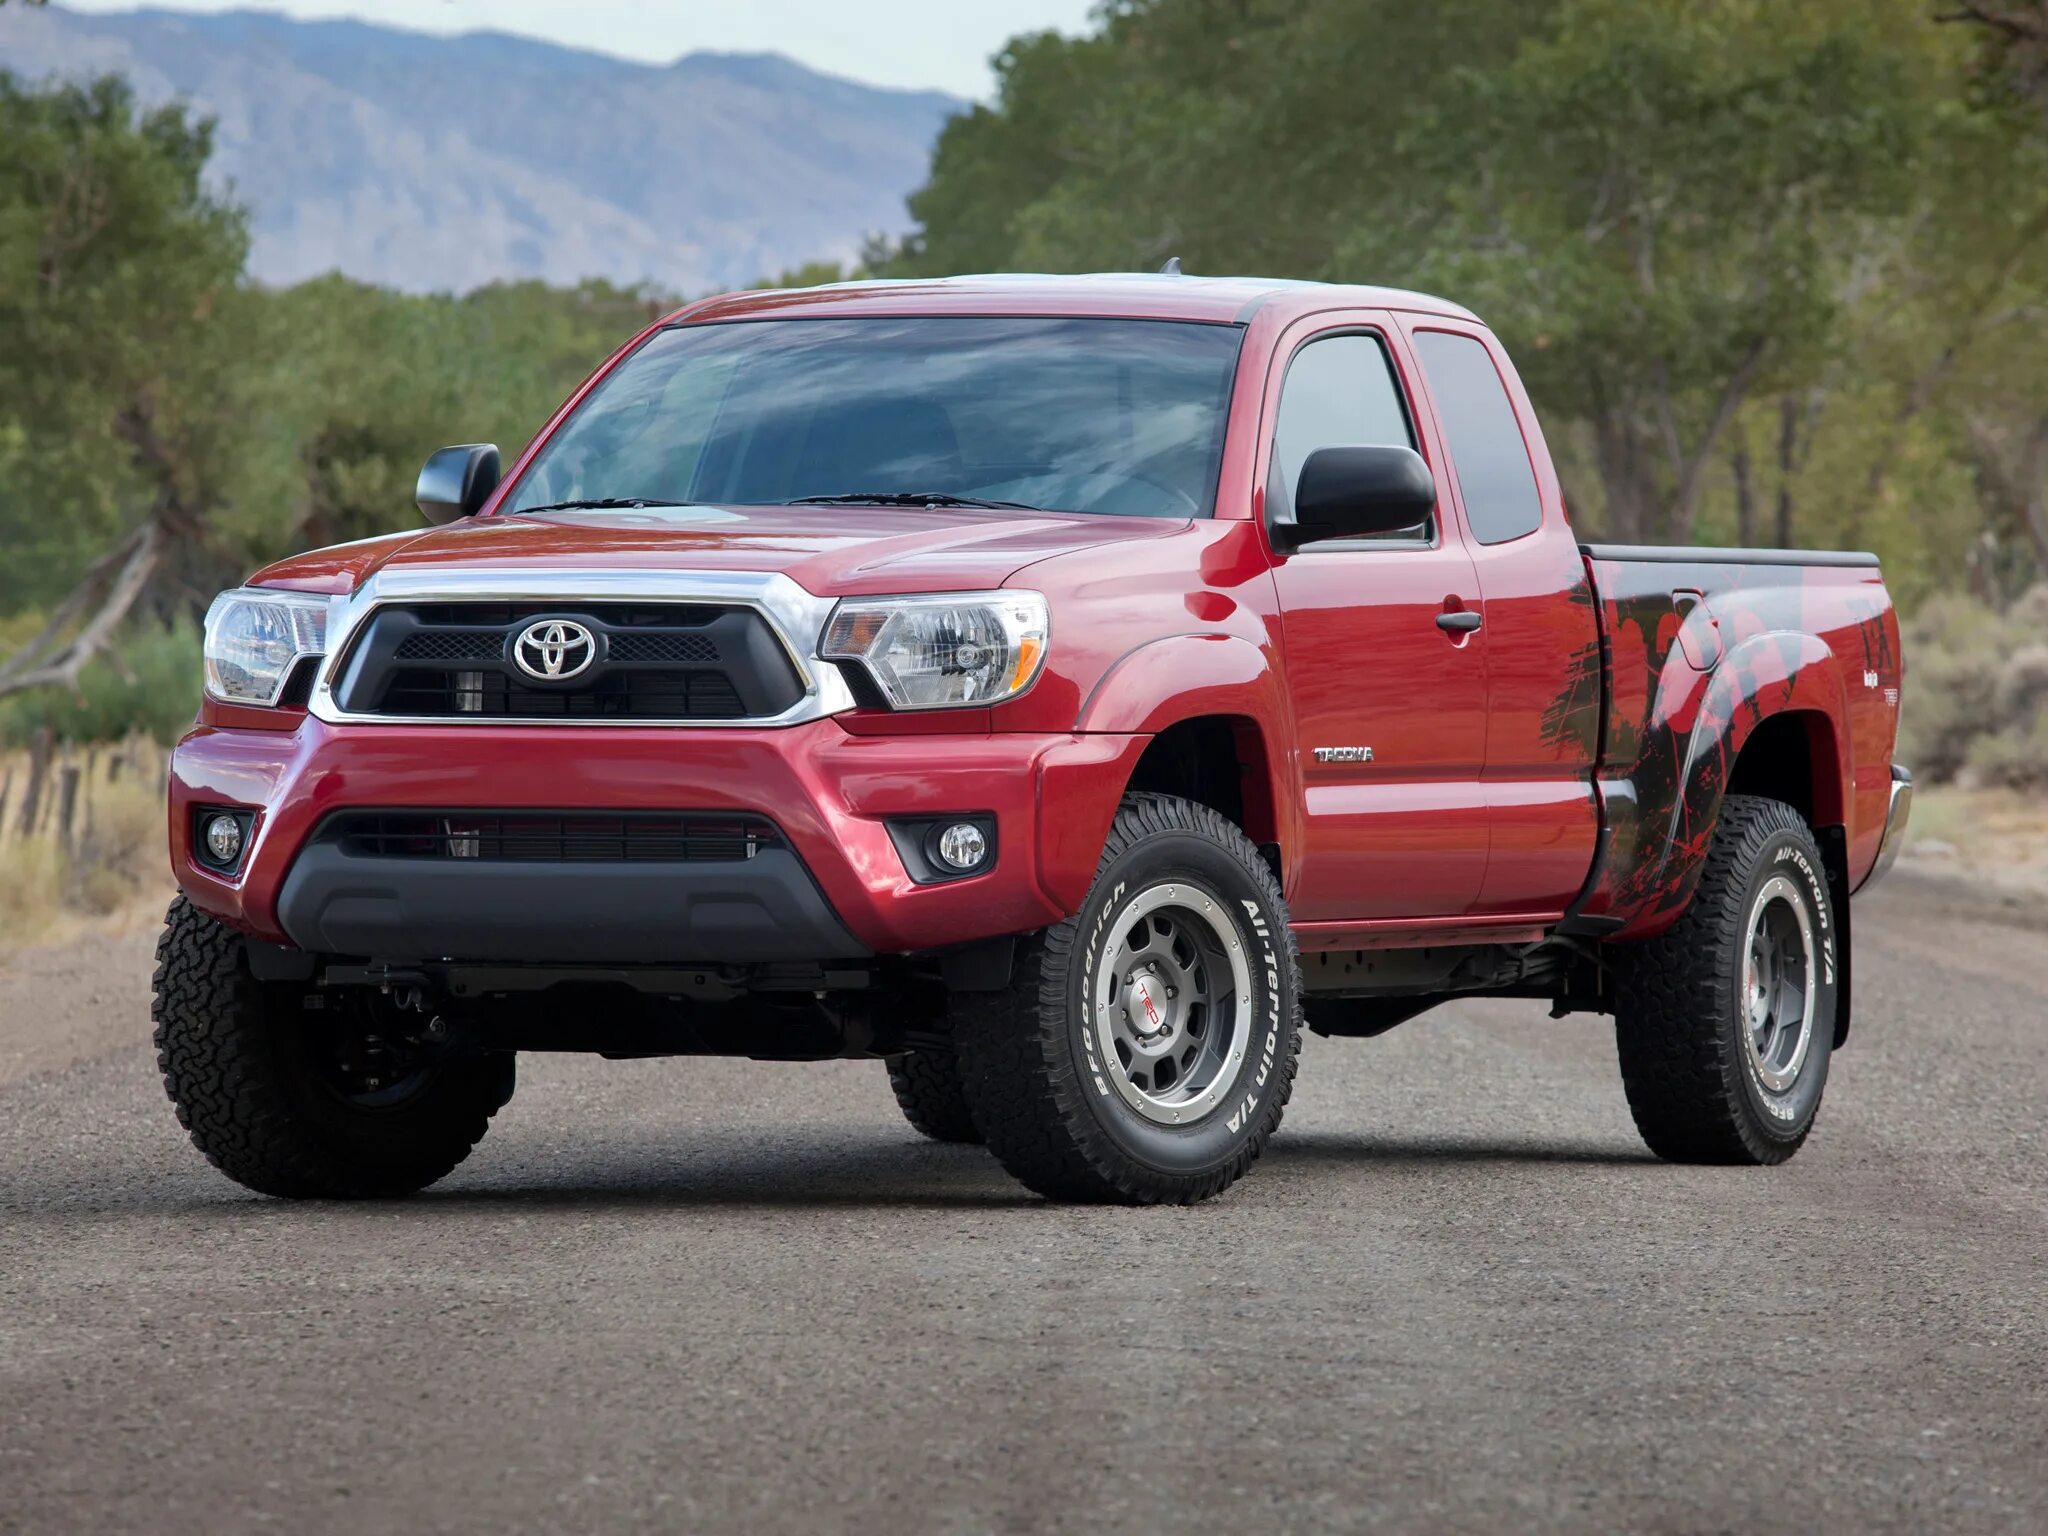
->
[[249, 504, 1190, 598]]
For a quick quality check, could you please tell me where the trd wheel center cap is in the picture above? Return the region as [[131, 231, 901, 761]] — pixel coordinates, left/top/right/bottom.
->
[[1126, 972, 1174, 1049]]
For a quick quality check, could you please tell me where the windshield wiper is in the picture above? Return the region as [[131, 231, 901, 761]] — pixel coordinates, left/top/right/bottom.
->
[[787, 491, 1046, 511], [512, 497, 691, 514]]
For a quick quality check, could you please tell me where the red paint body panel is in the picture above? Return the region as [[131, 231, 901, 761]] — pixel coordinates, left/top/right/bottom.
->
[[172, 715, 1146, 955], [1397, 317, 1605, 916], [253, 502, 1193, 601], [189, 275, 1901, 963]]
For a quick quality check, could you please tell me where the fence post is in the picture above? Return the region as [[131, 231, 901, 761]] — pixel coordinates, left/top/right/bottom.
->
[[17, 726, 52, 839], [57, 762, 83, 847]]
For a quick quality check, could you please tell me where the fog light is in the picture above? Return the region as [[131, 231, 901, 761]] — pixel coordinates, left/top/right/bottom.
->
[[203, 813, 244, 865], [936, 822, 988, 871]]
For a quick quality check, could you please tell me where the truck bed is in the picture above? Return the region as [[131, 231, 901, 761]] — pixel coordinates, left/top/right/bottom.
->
[[1565, 544, 1902, 939]]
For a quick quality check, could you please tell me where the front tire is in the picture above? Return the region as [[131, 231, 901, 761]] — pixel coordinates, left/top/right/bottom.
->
[[153, 897, 515, 1198], [1612, 795, 1838, 1164], [953, 794, 1301, 1204]]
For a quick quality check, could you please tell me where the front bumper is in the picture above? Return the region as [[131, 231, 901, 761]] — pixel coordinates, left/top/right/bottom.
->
[[274, 835, 869, 965], [169, 716, 1147, 959]]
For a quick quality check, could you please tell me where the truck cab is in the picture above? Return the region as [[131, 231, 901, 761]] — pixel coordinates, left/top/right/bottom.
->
[[156, 273, 1908, 1204]]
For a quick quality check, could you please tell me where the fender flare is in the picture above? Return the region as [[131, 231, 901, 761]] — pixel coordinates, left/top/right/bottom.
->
[[1576, 629, 1850, 938], [1072, 631, 1299, 868]]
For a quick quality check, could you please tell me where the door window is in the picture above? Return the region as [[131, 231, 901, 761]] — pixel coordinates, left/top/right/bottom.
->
[[1268, 334, 1425, 539], [1413, 331, 1543, 544]]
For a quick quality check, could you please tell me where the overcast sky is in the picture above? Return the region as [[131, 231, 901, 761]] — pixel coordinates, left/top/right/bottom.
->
[[58, 0, 1100, 97]]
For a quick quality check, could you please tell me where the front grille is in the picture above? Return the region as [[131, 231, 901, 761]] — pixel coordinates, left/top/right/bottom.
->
[[607, 631, 719, 664], [394, 630, 504, 662], [375, 668, 747, 719], [330, 601, 805, 722], [324, 811, 784, 862]]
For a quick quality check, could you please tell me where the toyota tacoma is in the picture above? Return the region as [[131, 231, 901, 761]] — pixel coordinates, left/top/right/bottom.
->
[[155, 273, 1910, 1204]]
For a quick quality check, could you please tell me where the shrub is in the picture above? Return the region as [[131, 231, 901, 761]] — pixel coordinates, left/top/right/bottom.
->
[[1966, 715, 2048, 792], [2009, 584, 2048, 633], [1897, 642, 1998, 782], [1896, 585, 2048, 788], [1994, 645, 2048, 723], [1895, 593, 2012, 782]]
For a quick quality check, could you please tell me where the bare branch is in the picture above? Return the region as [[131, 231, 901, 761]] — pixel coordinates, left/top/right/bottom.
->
[[1934, 4, 2048, 45], [0, 523, 165, 701]]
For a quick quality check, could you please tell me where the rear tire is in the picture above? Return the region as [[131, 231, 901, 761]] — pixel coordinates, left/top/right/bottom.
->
[[952, 793, 1301, 1204], [1612, 795, 1838, 1164], [884, 1051, 983, 1144], [152, 897, 515, 1198]]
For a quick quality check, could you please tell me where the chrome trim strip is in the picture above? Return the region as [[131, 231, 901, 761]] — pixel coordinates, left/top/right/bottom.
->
[[305, 568, 856, 728], [1854, 765, 1913, 895]]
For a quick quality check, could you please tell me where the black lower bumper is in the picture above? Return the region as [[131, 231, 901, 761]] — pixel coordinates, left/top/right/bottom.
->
[[275, 845, 870, 964]]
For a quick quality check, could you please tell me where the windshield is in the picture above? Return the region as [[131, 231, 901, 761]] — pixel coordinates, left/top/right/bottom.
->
[[503, 316, 1243, 520]]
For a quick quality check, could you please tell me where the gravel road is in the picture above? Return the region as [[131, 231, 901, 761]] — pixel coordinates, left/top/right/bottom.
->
[[2, 869, 2044, 1534]]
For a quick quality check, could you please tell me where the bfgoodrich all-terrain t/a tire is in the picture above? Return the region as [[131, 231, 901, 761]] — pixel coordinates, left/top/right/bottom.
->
[[1612, 795, 1839, 1165], [884, 1051, 984, 1144], [153, 896, 515, 1198], [952, 793, 1302, 1204]]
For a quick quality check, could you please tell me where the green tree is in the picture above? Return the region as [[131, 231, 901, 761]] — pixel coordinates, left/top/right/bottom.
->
[[227, 277, 665, 554], [893, 0, 1553, 280], [0, 73, 249, 694], [1372, 0, 1920, 542]]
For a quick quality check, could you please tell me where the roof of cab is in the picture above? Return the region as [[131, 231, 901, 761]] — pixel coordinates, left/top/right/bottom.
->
[[672, 271, 1481, 327]]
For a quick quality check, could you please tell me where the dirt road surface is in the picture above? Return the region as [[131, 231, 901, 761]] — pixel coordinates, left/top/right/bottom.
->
[[3, 870, 2044, 1534]]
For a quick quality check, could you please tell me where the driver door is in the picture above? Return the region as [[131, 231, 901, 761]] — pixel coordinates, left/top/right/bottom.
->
[[1264, 320, 1490, 922]]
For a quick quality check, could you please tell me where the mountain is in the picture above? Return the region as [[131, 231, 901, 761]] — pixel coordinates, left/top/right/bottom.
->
[[0, 5, 963, 294]]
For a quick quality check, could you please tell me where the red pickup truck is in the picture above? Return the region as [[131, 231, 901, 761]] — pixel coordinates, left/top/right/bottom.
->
[[156, 273, 1909, 1205]]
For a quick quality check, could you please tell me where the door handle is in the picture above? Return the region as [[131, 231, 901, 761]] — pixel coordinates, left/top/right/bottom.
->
[[1436, 610, 1483, 633]]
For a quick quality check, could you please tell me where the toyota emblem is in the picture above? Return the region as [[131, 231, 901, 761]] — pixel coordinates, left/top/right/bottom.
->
[[513, 618, 597, 680]]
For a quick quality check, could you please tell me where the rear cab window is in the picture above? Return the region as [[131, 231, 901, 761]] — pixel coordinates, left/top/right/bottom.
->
[[1412, 331, 1543, 545]]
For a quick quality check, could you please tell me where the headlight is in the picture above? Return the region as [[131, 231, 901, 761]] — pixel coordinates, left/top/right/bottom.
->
[[821, 591, 1048, 710], [203, 587, 331, 706]]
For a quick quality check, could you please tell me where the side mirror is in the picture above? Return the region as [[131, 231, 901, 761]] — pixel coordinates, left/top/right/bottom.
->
[[1273, 445, 1436, 551], [416, 443, 501, 525]]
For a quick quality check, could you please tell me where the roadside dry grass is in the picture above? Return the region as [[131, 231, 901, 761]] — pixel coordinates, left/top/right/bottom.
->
[[1900, 783, 2048, 901], [0, 736, 171, 960]]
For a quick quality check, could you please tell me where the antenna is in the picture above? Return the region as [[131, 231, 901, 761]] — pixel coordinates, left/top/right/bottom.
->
[[1158, 256, 1183, 276]]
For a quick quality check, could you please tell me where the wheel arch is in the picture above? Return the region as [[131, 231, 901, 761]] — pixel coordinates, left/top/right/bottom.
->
[[1073, 633, 1296, 880], [1123, 715, 1282, 859], [1577, 630, 1852, 940], [1723, 706, 1847, 836]]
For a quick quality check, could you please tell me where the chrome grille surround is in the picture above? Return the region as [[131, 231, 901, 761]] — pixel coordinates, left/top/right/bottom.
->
[[306, 569, 856, 728]]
